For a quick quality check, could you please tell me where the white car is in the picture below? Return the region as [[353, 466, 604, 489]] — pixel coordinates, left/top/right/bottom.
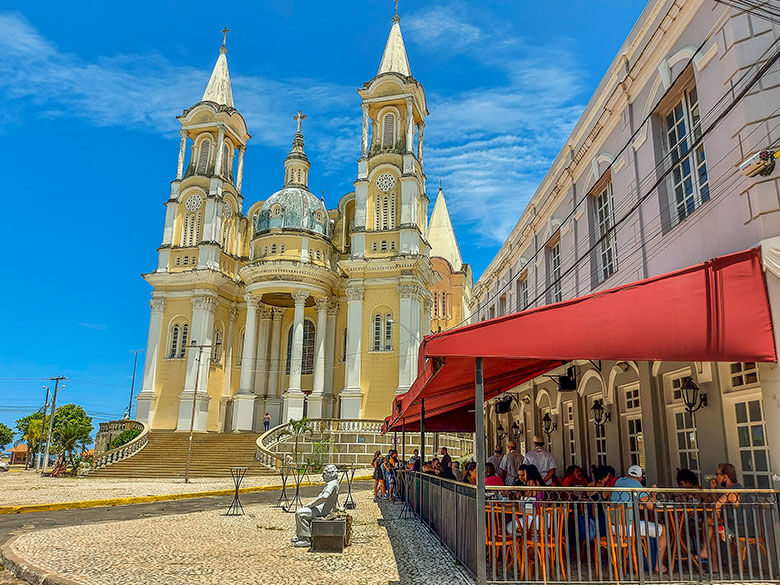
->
[[0, 461, 9, 472]]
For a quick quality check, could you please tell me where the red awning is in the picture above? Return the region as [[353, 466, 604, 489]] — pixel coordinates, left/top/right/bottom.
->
[[384, 247, 776, 432]]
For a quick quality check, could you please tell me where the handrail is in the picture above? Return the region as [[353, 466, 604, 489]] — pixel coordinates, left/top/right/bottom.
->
[[91, 421, 149, 471]]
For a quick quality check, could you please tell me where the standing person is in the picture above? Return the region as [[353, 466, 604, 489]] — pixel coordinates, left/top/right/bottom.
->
[[408, 448, 420, 469], [488, 447, 503, 475], [440, 447, 452, 473], [499, 441, 524, 486], [383, 457, 397, 503], [523, 434, 557, 485], [372, 450, 386, 499], [263, 412, 272, 432]]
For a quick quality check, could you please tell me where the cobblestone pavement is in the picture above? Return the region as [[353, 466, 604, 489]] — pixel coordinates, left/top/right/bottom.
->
[[0, 566, 25, 585], [0, 470, 372, 507], [6, 488, 471, 585]]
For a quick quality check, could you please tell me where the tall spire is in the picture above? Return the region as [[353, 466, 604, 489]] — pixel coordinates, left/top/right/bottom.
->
[[428, 185, 463, 272], [202, 30, 235, 108], [377, 9, 411, 77], [283, 111, 311, 188]]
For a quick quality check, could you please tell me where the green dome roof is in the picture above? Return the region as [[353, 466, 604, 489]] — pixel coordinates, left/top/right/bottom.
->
[[255, 187, 331, 238]]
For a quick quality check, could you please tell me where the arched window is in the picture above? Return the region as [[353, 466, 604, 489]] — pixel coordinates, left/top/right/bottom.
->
[[433, 292, 438, 317], [169, 322, 189, 358], [196, 139, 211, 174], [181, 212, 202, 247], [381, 240, 387, 251], [372, 242, 377, 251], [382, 113, 395, 148], [183, 256, 189, 265], [384, 314, 393, 351], [285, 320, 315, 374], [212, 326, 223, 362], [281, 244, 286, 253], [271, 244, 277, 253], [374, 194, 396, 231], [373, 314, 382, 351], [389, 194, 396, 228], [297, 169, 302, 182], [175, 257, 181, 266], [222, 144, 230, 177], [390, 240, 396, 250], [221, 221, 232, 253]]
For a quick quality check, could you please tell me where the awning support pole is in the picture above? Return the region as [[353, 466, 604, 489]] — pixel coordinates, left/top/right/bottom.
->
[[420, 398, 425, 519], [474, 357, 487, 585], [401, 420, 406, 464]]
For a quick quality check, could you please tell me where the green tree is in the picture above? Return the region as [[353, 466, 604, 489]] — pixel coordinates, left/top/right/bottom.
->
[[53, 421, 85, 476], [0, 423, 13, 449], [52, 404, 93, 442], [280, 417, 313, 467]]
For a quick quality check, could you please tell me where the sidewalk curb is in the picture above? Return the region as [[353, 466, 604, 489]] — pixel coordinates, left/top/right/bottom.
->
[[1, 535, 83, 585], [0, 475, 372, 516]]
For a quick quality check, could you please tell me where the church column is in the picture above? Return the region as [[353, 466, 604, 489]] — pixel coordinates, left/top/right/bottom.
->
[[176, 130, 188, 180], [417, 123, 424, 166], [219, 306, 238, 431], [177, 292, 217, 431], [361, 103, 370, 158], [283, 290, 309, 422], [341, 287, 364, 418], [252, 306, 272, 427], [135, 298, 165, 425], [308, 298, 330, 419], [233, 295, 259, 431], [214, 125, 226, 178], [323, 301, 339, 407], [405, 97, 414, 154], [397, 284, 415, 394], [265, 308, 284, 426], [236, 145, 246, 192]]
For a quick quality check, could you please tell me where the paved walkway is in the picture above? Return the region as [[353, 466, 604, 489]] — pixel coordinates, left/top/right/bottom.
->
[[0, 470, 370, 507], [2, 487, 471, 585]]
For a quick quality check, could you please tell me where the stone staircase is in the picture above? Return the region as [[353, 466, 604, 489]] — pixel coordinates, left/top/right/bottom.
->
[[89, 430, 275, 479]]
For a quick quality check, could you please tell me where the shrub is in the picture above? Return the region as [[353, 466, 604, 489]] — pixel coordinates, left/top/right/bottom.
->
[[110, 428, 141, 450]]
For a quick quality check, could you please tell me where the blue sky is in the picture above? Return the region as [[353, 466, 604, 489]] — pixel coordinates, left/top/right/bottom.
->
[[0, 1, 645, 439]]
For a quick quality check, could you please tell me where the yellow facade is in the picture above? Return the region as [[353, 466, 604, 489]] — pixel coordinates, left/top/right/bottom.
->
[[135, 16, 461, 432]]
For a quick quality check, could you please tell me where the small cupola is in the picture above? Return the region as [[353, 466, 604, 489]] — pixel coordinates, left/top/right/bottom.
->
[[283, 111, 311, 188]]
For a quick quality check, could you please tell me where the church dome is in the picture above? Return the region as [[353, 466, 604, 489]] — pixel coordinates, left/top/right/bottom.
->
[[255, 186, 331, 238]]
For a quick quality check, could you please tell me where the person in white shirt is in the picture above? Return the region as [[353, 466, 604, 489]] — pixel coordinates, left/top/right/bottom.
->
[[488, 447, 503, 476], [523, 434, 557, 485], [499, 441, 524, 486]]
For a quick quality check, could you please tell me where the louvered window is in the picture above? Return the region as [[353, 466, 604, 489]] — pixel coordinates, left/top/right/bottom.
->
[[169, 325, 180, 358], [196, 139, 211, 174], [179, 324, 188, 357], [373, 314, 382, 351], [222, 144, 230, 177], [384, 314, 393, 351], [181, 212, 201, 247], [382, 114, 395, 148]]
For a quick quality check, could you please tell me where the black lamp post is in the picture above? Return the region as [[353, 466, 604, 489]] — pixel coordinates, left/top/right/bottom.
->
[[511, 421, 523, 441], [542, 412, 558, 437], [591, 399, 611, 428], [680, 377, 707, 414], [496, 423, 506, 444]]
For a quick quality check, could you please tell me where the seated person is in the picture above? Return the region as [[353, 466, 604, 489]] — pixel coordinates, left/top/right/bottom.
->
[[561, 464, 589, 487], [610, 465, 667, 573], [485, 462, 504, 486], [292, 464, 340, 548], [462, 461, 477, 485]]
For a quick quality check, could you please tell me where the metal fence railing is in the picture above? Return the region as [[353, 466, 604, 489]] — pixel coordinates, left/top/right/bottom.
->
[[396, 470, 780, 584]]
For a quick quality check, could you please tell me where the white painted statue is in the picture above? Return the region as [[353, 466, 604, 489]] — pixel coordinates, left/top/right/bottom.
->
[[291, 464, 340, 547]]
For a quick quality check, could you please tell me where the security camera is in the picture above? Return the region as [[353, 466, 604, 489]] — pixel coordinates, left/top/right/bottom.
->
[[739, 150, 777, 178]]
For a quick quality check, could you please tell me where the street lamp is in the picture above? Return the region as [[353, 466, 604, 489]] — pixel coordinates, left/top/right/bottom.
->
[[496, 423, 506, 444], [126, 349, 144, 420], [591, 399, 611, 429], [542, 412, 557, 437], [511, 421, 523, 441], [680, 377, 707, 414], [184, 340, 220, 483]]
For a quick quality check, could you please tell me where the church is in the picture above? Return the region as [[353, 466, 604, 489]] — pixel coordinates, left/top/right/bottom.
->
[[134, 14, 471, 433]]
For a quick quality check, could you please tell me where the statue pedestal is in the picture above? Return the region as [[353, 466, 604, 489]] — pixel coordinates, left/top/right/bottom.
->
[[311, 518, 346, 553]]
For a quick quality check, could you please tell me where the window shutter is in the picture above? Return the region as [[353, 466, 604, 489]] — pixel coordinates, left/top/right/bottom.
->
[[382, 114, 395, 148], [197, 140, 210, 174]]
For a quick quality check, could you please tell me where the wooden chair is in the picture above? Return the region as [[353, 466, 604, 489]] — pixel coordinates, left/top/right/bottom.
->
[[485, 503, 514, 571], [521, 504, 569, 581]]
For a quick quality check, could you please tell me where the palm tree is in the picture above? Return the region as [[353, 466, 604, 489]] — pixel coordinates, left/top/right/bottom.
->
[[53, 421, 83, 476], [279, 417, 313, 467]]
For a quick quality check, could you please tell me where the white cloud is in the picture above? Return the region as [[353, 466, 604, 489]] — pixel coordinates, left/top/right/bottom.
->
[[0, 10, 586, 245]]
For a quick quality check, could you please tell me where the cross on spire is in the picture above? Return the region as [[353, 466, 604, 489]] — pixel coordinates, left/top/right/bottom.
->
[[393, 0, 399, 18], [293, 110, 307, 134], [221, 27, 230, 47]]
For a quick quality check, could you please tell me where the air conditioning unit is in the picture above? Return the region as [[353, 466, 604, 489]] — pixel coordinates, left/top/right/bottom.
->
[[739, 150, 776, 178]]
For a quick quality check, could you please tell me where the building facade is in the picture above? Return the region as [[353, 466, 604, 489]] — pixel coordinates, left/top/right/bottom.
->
[[471, 0, 780, 487], [135, 15, 467, 432]]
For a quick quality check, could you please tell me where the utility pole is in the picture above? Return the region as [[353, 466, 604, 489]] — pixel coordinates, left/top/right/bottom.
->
[[126, 350, 144, 419], [35, 386, 50, 471], [41, 376, 66, 475], [184, 341, 219, 483]]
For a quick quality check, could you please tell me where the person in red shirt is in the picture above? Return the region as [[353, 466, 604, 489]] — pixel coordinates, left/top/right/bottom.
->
[[561, 465, 589, 487], [485, 462, 505, 486]]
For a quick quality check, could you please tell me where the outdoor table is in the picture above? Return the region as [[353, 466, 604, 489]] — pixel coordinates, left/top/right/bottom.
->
[[274, 465, 292, 509], [225, 466, 249, 516], [338, 465, 357, 509], [282, 465, 307, 513]]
